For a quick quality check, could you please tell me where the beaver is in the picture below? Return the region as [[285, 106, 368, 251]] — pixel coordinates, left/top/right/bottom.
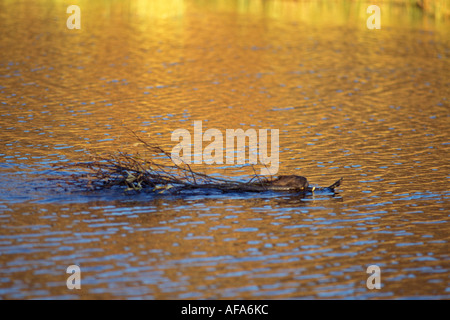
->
[[268, 175, 309, 191]]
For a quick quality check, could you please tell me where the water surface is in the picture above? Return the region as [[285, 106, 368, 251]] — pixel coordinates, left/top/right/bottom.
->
[[0, 0, 449, 299]]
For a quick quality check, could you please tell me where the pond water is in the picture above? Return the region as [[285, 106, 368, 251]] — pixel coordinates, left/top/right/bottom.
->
[[0, 0, 449, 299]]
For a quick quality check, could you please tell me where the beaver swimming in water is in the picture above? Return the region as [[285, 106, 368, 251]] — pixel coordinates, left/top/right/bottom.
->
[[267, 175, 309, 191], [265, 175, 342, 192]]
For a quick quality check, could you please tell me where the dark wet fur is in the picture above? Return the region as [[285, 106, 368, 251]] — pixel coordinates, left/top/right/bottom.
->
[[267, 175, 343, 193], [268, 175, 309, 190]]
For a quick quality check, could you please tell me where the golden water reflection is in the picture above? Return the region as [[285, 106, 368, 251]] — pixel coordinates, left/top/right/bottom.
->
[[0, 0, 449, 299]]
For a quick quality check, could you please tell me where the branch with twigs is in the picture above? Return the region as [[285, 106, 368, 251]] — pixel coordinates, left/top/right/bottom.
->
[[55, 129, 342, 194]]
